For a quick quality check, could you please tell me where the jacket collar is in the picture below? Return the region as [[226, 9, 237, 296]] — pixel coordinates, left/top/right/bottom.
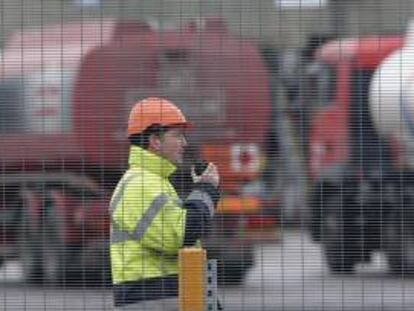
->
[[128, 145, 176, 178]]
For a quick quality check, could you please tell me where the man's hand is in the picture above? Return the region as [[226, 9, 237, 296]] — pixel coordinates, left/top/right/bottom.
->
[[191, 162, 220, 188]]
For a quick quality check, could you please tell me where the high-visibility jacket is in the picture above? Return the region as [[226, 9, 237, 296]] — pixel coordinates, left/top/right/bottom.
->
[[110, 146, 219, 307]]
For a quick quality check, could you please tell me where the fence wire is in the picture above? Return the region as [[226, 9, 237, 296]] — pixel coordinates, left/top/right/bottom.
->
[[1, 1, 414, 310]]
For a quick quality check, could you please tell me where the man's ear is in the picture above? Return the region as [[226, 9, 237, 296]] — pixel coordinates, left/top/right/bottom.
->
[[148, 134, 162, 151]]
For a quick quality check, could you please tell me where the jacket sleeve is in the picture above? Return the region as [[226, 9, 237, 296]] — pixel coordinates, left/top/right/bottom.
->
[[183, 182, 221, 246]]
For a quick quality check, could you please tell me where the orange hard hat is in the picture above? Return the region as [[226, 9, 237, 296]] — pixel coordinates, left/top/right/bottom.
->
[[127, 97, 192, 136]]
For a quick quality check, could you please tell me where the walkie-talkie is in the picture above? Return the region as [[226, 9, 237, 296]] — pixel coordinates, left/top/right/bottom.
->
[[194, 159, 209, 176]]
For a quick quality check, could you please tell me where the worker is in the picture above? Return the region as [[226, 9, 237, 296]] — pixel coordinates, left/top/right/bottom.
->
[[110, 97, 220, 310]]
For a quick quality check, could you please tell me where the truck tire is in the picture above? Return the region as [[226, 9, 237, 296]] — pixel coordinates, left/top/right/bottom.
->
[[321, 196, 355, 274], [19, 214, 44, 284], [43, 199, 83, 286], [217, 257, 253, 286], [79, 239, 112, 287], [309, 182, 340, 242], [309, 182, 326, 242], [19, 198, 81, 285], [205, 239, 254, 286], [384, 213, 414, 275]]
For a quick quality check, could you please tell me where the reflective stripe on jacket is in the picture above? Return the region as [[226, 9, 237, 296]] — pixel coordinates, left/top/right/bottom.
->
[[110, 146, 186, 284]]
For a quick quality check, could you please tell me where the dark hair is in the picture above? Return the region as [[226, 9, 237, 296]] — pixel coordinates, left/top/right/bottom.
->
[[128, 124, 166, 149]]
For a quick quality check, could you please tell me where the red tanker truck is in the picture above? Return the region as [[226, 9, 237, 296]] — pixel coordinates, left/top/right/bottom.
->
[[0, 17, 278, 285]]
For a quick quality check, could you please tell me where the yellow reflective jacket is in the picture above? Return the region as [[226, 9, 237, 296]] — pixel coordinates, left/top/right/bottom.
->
[[110, 146, 186, 284]]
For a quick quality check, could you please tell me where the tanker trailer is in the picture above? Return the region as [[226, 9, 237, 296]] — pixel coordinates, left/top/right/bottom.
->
[[0, 17, 278, 285]]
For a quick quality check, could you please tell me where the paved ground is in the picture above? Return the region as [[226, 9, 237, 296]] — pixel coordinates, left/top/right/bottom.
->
[[2, 229, 414, 310], [237, 229, 414, 311]]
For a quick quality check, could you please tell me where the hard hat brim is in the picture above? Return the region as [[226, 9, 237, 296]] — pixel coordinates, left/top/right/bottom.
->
[[167, 122, 194, 130]]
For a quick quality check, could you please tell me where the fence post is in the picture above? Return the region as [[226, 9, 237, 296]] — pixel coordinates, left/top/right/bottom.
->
[[179, 248, 206, 311]]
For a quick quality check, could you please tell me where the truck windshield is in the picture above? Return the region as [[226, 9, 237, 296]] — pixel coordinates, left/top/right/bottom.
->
[[0, 80, 24, 133], [302, 62, 336, 111]]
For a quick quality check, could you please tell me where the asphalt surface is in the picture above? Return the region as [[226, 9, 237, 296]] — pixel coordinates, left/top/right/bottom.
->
[[2, 230, 414, 311]]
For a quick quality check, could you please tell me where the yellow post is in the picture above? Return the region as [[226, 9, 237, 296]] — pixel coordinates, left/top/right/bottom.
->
[[178, 247, 206, 311]]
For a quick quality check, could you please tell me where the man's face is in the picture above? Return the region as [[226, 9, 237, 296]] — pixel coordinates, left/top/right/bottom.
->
[[157, 128, 188, 165]]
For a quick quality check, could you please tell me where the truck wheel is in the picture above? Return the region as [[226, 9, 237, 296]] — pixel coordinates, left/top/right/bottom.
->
[[19, 214, 43, 284], [43, 200, 82, 286], [79, 239, 112, 287], [385, 214, 414, 275], [309, 182, 327, 242], [322, 211, 355, 274], [206, 242, 254, 286], [19, 200, 80, 285], [217, 258, 253, 286]]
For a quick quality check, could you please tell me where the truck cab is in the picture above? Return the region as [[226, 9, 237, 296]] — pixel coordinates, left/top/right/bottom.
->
[[302, 36, 405, 273]]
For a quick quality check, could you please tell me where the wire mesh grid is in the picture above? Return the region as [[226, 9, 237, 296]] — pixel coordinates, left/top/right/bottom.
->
[[1, 0, 414, 310]]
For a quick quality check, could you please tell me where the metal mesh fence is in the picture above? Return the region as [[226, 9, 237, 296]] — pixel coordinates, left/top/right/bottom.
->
[[1, 1, 414, 310]]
